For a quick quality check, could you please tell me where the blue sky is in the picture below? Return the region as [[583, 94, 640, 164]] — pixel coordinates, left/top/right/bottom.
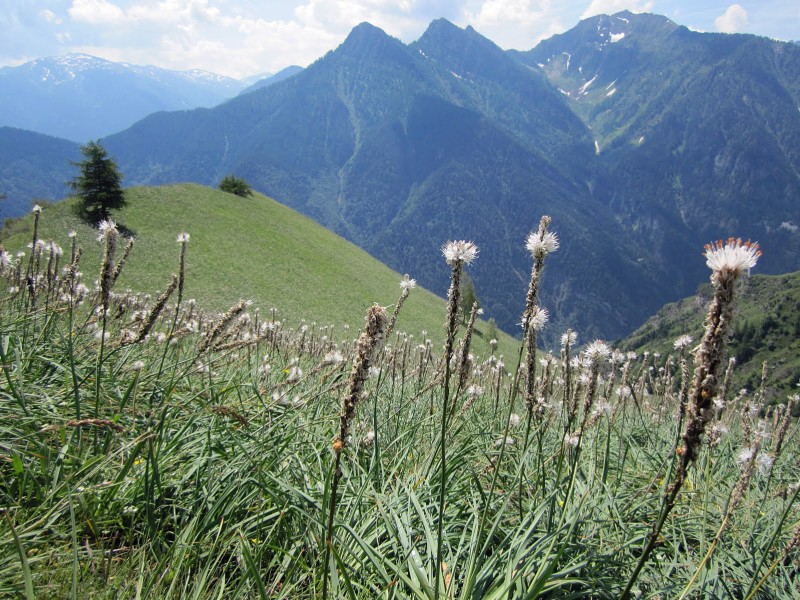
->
[[1, 1, 798, 78]]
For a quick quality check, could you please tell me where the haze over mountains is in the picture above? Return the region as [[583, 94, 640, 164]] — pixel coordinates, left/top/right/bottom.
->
[[0, 54, 249, 142], [1, 10, 798, 343], [0, 55, 306, 143]]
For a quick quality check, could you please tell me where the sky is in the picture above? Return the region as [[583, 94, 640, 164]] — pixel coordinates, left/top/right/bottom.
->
[[1, 1, 798, 79]]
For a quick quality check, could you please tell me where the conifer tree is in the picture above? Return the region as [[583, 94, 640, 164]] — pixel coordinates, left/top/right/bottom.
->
[[69, 141, 125, 225]]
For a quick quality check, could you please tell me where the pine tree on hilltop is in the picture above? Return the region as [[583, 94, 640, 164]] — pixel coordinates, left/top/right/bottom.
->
[[69, 141, 126, 225]]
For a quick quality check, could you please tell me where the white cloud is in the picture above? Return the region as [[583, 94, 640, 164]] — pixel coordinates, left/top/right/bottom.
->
[[68, 0, 125, 25], [467, 0, 566, 49], [39, 9, 63, 25], [581, 0, 654, 20], [714, 4, 749, 33]]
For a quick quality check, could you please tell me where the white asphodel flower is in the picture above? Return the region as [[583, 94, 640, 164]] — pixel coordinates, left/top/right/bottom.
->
[[673, 334, 694, 350], [704, 238, 760, 276], [98, 219, 117, 234], [525, 230, 559, 259], [561, 330, 577, 348], [584, 340, 612, 364], [399, 274, 416, 290], [177, 232, 190, 243], [442, 240, 478, 266], [529, 306, 549, 331]]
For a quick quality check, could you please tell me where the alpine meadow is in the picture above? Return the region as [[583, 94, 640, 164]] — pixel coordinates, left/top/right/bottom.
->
[[2, 8, 800, 600]]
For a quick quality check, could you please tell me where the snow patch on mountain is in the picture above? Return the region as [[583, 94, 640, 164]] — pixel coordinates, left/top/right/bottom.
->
[[579, 75, 597, 94]]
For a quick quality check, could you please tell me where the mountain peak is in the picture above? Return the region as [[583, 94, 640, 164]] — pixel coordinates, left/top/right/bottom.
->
[[334, 21, 413, 66], [340, 21, 393, 49], [417, 18, 491, 46], [422, 18, 460, 36], [415, 17, 502, 62]]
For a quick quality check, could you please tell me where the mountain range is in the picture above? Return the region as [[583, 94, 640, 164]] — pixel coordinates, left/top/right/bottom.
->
[[1, 11, 798, 344], [0, 53, 248, 142]]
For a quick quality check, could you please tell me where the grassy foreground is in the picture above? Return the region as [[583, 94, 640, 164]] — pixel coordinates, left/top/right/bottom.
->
[[0, 215, 799, 599], [0, 184, 513, 357]]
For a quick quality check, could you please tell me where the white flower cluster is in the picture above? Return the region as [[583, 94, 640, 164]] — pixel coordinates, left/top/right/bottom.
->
[[525, 231, 559, 259], [442, 240, 479, 266], [704, 238, 760, 276]]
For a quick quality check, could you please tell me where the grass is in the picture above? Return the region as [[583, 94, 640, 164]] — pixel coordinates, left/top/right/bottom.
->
[[0, 184, 516, 358], [1, 214, 799, 598]]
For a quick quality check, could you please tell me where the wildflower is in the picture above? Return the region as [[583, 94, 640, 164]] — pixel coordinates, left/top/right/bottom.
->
[[737, 447, 755, 467], [756, 452, 774, 475], [96, 219, 118, 242], [442, 240, 478, 266], [593, 401, 612, 417], [399, 274, 416, 290], [561, 330, 578, 348], [509, 413, 521, 428], [584, 340, 612, 364], [323, 350, 344, 366], [564, 433, 580, 447], [525, 230, 559, 259], [286, 366, 303, 383], [32, 204, 42, 214], [68, 230, 77, 238], [707, 423, 728, 446], [704, 238, 761, 276], [529, 306, 549, 331], [131, 360, 145, 371], [467, 384, 483, 397], [673, 334, 693, 350], [0, 251, 11, 270], [363, 431, 376, 447], [616, 386, 632, 399], [176, 232, 190, 243]]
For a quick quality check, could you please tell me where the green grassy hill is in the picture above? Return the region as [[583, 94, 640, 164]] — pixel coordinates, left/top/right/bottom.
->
[[620, 271, 800, 402], [1, 183, 516, 357]]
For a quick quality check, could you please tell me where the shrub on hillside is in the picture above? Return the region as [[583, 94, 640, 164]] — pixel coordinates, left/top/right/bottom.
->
[[219, 175, 253, 197]]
